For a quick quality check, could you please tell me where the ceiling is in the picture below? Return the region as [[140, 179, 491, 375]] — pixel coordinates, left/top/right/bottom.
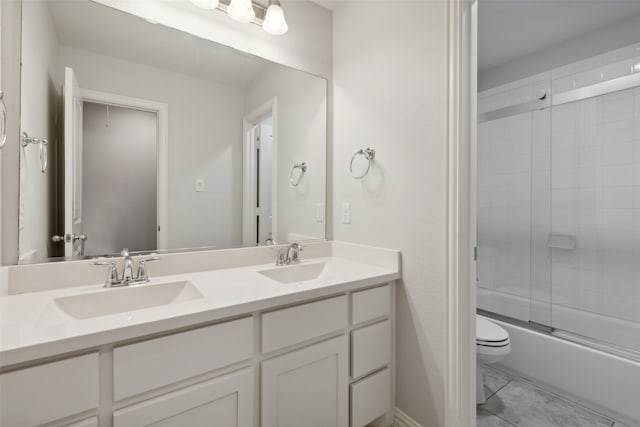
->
[[478, 0, 640, 72], [48, 0, 278, 88]]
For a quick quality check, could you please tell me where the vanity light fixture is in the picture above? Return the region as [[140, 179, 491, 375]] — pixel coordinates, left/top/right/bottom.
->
[[262, 0, 288, 35], [190, 0, 288, 35], [227, 0, 256, 23]]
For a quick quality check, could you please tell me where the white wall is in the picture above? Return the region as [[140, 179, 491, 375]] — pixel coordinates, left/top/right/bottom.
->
[[333, 2, 448, 425], [479, 13, 640, 91], [58, 46, 245, 250], [18, 0, 61, 261], [245, 66, 327, 244]]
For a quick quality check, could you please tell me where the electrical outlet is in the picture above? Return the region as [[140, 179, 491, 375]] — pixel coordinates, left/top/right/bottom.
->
[[341, 202, 351, 224], [316, 203, 324, 223], [195, 178, 205, 192]]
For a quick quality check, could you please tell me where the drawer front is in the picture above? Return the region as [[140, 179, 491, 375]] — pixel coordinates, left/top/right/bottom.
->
[[350, 368, 391, 427], [351, 320, 391, 378], [352, 285, 391, 325], [114, 317, 253, 400], [0, 353, 99, 427], [262, 295, 348, 353], [114, 368, 253, 427]]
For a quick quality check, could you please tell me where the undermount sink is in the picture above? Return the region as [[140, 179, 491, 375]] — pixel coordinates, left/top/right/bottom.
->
[[258, 262, 326, 284], [54, 281, 203, 320]]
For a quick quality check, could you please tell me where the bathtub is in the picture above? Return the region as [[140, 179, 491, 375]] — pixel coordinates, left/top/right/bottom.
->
[[477, 288, 640, 424]]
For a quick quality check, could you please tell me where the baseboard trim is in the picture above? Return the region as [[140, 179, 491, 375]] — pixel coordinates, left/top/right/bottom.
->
[[394, 408, 423, 427]]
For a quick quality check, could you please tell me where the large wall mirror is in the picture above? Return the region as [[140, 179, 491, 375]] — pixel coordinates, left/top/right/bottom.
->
[[18, 0, 327, 263]]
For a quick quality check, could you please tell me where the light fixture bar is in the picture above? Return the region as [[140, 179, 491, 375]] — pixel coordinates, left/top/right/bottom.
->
[[217, 0, 267, 25]]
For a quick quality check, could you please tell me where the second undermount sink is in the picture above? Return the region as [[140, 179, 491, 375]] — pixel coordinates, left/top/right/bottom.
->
[[258, 262, 327, 284], [54, 281, 203, 320]]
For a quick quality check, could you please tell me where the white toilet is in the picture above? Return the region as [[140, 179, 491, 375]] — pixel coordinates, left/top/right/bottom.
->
[[476, 315, 511, 404]]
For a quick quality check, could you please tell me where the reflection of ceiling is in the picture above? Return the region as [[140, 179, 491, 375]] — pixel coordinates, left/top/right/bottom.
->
[[308, 0, 343, 11], [48, 0, 278, 88], [478, 0, 640, 72]]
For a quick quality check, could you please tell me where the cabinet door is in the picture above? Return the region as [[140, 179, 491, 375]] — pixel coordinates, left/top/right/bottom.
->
[[114, 368, 253, 427], [261, 336, 348, 427]]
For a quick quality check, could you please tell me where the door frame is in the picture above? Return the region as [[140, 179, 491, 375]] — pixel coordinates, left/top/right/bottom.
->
[[242, 97, 277, 246], [80, 89, 169, 250], [445, 0, 477, 426]]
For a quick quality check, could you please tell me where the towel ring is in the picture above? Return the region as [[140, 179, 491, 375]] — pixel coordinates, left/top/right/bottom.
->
[[21, 131, 49, 173], [289, 162, 307, 186], [350, 147, 375, 179], [0, 91, 7, 150]]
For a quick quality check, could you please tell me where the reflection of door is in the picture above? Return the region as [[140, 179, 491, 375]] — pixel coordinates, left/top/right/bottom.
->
[[63, 67, 84, 257], [257, 116, 273, 244], [82, 102, 157, 256], [242, 98, 277, 247]]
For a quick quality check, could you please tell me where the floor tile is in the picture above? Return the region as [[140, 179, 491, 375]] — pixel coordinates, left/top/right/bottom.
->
[[480, 364, 512, 399], [483, 380, 613, 427], [477, 407, 515, 427]]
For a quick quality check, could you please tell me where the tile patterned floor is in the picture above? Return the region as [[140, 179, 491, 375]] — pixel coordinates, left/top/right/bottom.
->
[[476, 364, 631, 427]]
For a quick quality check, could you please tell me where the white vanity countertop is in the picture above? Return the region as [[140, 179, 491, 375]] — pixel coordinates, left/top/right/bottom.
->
[[0, 247, 400, 368]]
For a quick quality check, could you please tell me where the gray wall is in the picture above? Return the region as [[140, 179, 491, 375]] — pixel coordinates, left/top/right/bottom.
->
[[82, 102, 157, 255], [479, 13, 640, 91]]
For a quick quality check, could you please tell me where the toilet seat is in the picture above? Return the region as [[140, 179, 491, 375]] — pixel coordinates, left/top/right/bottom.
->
[[476, 316, 509, 347]]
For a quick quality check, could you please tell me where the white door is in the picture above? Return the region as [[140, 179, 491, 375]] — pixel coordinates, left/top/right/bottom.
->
[[257, 117, 273, 244], [63, 67, 85, 257], [261, 336, 349, 427], [113, 368, 253, 427]]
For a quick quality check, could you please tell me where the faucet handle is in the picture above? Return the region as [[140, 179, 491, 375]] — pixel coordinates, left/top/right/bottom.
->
[[121, 248, 130, 257], [141, 253, 161, 262], [93, 261, 121, 288], [136, 254, 160, 282], [275, 249, 287, 266]]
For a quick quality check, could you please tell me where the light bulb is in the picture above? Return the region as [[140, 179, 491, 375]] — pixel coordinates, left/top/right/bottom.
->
[[189, 0, 219, 9], [227, 0, 256, 23], [262, 1, 288, 35]]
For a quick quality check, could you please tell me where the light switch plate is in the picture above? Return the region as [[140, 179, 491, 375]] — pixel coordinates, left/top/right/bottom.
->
[[341, 202, 351, 224], [316, 203, 325, 223], [195, 178, 205, 192]]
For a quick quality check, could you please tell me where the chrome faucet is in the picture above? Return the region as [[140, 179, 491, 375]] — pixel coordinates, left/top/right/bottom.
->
[[121, 248, 135, 283], [93, 248, 160, 287], [286, 243, 303, 264], [274, 243, 303, 266]]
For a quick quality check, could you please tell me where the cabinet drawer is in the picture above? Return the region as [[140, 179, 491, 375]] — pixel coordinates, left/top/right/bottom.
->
[[351, 320, 391, 378], [114, 317, 253, 400], [0, 353, 99, 427], [352, 285, 390, 325], [262, 295, 347, 353], [114, 368, 253, 427], [350, 368, 391, 427]]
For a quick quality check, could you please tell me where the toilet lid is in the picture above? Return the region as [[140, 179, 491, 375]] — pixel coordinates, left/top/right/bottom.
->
[[476, 316, 509, 343]]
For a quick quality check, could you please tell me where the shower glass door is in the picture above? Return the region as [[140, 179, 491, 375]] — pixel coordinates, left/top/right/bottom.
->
[[549, 84, 640, 355], [477, 94, 553, 328]]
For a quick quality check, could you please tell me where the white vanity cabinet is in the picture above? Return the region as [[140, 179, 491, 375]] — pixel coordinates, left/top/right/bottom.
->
[[261, 336, 349, 427], [113, 368, 254, 427], [1, 283, 394, 427], [0, 353, 99, 427]]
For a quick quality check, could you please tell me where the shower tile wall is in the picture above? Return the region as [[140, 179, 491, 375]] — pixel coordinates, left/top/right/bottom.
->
[[478, 113, 532, 321], [550, 87, 640, 351], [478, 111, 552, 324], [478, 42, 640, 353]]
